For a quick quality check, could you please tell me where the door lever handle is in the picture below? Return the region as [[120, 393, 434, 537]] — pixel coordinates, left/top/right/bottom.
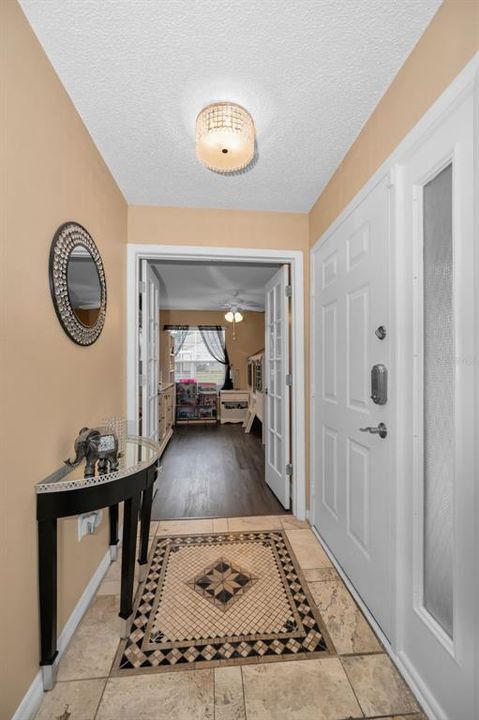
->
[[359, 422, 387, 439]]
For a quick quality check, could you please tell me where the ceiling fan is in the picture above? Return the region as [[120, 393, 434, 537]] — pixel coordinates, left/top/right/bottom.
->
[[223, 291, 262, 338], [223, 290, 263, 314]]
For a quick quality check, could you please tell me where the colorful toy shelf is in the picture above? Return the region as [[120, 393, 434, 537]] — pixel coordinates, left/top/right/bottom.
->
[[175, 380, 218, 423]]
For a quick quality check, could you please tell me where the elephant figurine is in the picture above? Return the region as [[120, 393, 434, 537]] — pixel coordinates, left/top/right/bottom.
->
[[65, 426, 119, 478]]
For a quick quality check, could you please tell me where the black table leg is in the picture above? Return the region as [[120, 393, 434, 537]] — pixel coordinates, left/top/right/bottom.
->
[[109, 504, 119, 561], [119, 492, 140, 637], [138, 482, 154, 582], [38, 517, 58, 690]]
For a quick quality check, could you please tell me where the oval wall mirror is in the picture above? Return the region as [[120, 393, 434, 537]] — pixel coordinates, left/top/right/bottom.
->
[[49, 222, 107, 345]]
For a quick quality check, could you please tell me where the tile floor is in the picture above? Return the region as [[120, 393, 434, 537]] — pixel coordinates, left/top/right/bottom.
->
[[34, 516, 426, 720], [114, 528, 330, 674]]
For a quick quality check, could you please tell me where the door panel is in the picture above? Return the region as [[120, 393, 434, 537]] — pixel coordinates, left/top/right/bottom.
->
[[139, 260, 160, 442], [347, 438, 370, 555], [322, 303, 337, 402], [312, 176, 392, 638], [347, 286, 369, 410], [265, 265, 290, 508], [399, 94, 474, 720], [322, 426, 338, 517]]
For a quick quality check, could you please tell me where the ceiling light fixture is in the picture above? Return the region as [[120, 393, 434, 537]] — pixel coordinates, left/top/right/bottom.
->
[[196, 102, 255, 173], [224, 310, 243, 323], [224, 307, 244, 340]]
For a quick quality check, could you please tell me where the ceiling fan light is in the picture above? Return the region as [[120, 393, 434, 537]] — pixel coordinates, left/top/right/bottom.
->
[[234, 311, 243, 322], [224, 311, 234, 322], [196, 102, 255, 173]]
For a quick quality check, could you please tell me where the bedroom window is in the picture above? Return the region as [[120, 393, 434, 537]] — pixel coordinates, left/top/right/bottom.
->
[[173, 328, 225, 388]]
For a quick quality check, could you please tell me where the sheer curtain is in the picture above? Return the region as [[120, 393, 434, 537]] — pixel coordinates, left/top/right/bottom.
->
[[198, 325, 233, 390], [164, 325, 188, 356]]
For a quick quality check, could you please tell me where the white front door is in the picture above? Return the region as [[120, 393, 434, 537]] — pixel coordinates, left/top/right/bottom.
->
[[312, 176, 393, 638], [139, 260, 160, 441], [398, 94, 475, 720], [265, 265, 290, 509]]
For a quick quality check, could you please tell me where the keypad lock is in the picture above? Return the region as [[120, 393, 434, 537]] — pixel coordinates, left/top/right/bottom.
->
[[370, 363, 388, 405]]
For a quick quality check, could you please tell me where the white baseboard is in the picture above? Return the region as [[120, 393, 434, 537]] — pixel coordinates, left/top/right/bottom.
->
[[310, 526, 437, 720], [12, 549, 111, 720]]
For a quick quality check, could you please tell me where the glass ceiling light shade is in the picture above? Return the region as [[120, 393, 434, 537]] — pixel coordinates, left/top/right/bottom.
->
[[196, 102, 255, 173], [224, 310, 243, 323]]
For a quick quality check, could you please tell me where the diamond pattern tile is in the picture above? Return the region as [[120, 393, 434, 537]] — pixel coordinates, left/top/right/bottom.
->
[[114, 530, 332, 675]]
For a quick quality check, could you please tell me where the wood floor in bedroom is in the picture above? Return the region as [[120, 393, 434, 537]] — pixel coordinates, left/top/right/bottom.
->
[[151, 422, 287, 519]]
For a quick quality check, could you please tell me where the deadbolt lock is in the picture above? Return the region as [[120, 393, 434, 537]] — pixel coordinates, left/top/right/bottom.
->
[[371, 363, 388, 405]]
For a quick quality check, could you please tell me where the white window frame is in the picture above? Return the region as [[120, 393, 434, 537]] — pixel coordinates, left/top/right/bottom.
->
[[173, 327, 226, 387]]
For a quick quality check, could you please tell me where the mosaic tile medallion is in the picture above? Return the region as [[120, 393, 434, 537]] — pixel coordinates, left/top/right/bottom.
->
[[188, 557, 258, 610], [113, 530, 334, 675]]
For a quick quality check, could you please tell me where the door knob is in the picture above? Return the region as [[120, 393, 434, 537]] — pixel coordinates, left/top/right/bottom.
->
[[359, 422, 387, 439]]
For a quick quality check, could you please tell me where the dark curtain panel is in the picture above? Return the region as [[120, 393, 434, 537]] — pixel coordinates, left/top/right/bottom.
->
[[198, 325, 233, 390]]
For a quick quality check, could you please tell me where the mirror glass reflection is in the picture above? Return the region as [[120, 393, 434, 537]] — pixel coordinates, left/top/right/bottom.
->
[[67, 245, 102, 326]]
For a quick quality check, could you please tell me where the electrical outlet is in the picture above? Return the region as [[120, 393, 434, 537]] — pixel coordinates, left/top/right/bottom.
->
[[78, 510, 103, 541]]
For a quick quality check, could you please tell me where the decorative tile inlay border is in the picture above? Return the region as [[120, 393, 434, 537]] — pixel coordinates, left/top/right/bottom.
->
[[113, 530, 333, 675]]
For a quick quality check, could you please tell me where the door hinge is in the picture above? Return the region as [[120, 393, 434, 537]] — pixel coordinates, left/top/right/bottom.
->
[[138, 281, 146, 292], [139, 374, 146, 387], [285, 285, 292, 297], [286, 463, 294, 476], [286, 373, 293, 386]]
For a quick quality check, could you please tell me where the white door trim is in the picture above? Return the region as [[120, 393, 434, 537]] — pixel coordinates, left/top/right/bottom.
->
[[126, 243, 306, 520], [310, 52, 479, 720]]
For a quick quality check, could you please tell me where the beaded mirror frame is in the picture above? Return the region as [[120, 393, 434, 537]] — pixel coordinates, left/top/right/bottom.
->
[[49, 221, 107, 346]]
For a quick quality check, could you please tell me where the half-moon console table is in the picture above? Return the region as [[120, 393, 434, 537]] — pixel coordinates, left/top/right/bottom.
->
[[36, 436, 160, 691]]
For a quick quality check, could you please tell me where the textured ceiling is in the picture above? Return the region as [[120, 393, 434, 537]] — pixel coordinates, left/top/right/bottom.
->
[[19, 0, 441, 212], [151, 261, 279, 311]]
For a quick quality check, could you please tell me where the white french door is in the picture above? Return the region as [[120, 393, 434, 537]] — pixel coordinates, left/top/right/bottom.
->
[[139, 260, 160, 441], [312, 176, 393, 638], [264, 265, 290, 509], [398, 94, 475, 720]]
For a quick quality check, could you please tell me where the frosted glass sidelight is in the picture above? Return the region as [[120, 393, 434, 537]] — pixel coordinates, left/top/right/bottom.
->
[[422, 163, 454, 638]]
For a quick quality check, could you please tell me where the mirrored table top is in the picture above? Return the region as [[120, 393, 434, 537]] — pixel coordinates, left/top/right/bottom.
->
[[36, 436, 160, 494]]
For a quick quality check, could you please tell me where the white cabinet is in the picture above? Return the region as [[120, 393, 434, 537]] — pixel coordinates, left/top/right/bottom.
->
[[219, 390, 249, 424]]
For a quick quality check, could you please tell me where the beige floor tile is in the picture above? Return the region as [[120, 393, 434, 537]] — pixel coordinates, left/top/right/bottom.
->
[[57, 596, 121, 681], [157, 518, 214, 535], [213, 517, 229, 533], [303, 567, 339, 583], [148, 520, 159, 537], [310, 579, 381, 654], [371, 715, 427, 720], [342, 654, 419, 717], [227, 515, 282, 532], [34, 679, 105, 720], [242, 658, 362, 720], [95, 670, 214, 720], [279, 515, 310, 530], [214, 666, 246, 720], [285, 529, 333, 569], [96, 558, 140, 596]]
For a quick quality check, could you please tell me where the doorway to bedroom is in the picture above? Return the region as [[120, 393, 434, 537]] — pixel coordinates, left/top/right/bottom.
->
[[127, 246, 306, 521]]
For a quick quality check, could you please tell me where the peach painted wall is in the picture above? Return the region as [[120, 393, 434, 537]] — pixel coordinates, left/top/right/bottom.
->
[[128, 205, 308, 252], [309, 0, 479, 243], [1, 2, 127, 717], [160, 309, 265, 390]]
